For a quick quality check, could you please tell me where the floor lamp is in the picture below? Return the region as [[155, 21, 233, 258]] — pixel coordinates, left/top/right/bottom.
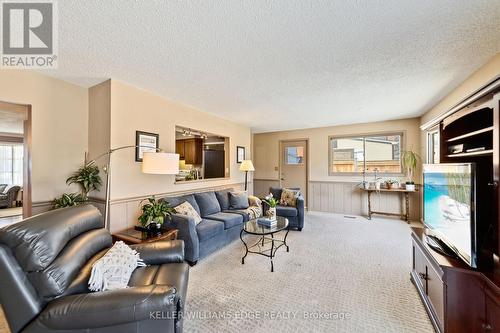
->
[[85, 146, 179, 229], [239, 160, 255, 191]]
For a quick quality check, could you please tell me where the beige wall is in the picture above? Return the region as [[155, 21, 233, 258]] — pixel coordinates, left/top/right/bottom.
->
[[254, 117, 422, 183], [105, 80, 252, 231], [420, 53, 500, 127], [0, 70, 88, 205], [253, 118, 422, 219], [88, 80, 111, 200]]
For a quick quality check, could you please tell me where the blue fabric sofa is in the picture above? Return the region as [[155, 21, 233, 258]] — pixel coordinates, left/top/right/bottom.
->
[[161, 189, 261, 265], [267, 187, 305, 231]]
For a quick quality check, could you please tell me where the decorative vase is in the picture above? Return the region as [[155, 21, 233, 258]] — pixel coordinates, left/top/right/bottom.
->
[[375, 181, 381, 190], [363, 181, 370, 190], [267, 207, 277, 220], [386, 183, 393, 190]]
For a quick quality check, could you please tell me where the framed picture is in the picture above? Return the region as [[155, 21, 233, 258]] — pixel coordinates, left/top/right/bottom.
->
[[136, 131, 159, 162], [237, 146, 245, 163]]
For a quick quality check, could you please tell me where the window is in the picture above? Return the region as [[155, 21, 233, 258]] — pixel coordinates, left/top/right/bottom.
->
[[427, 128, 439, 163], [329, 133, 402, 174], [285, 146, 304, 165], [0, 144, 23, 185]]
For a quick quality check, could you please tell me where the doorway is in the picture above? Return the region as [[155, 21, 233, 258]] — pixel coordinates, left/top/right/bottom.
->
[[279, 139, 308, 205], [0, 101, 31, 226]]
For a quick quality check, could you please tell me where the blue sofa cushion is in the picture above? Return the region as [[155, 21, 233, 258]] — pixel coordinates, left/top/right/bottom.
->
[[194, 192, 221, 217], [164, 194, 201, 215], [215, 189, 231, 210], [223, 209, 250, 222], [196, 219, 224, 241], [229, 191, 249, 209], [276, 205, 298, 217], [205, 212, 243, 229]]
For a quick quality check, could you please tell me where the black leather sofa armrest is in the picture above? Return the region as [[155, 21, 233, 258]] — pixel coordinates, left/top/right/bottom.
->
[[36, 285, 177, 330], [130, 239, 185, 265]]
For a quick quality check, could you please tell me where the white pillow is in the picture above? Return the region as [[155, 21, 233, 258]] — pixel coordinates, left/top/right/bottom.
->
[[88, 241, 145, 292], [174, 201, 203, 225]]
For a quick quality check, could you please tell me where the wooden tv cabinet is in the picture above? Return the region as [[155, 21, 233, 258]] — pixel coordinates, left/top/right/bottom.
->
[[411, 228, 500, 333]]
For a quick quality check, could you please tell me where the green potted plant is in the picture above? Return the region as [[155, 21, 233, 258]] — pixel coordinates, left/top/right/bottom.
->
[[402, 150, 420, 191], [263, 193, 279, 220], [52, 193, 87, 209], [384, 178, 399, 190], [138, 196, 174, 231], [66, 165, 102, 199]]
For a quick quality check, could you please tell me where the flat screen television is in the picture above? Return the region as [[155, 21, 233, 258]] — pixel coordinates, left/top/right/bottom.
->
[[423, 163, 477, 267]]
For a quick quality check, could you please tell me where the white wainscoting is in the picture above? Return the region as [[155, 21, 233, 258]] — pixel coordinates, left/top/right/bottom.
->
[[108, 182, 248, 233], [308, 181, 421, 220], [254, 179, 421, 221]]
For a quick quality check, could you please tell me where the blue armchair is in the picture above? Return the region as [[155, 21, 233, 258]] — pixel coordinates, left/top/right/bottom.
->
[[266, 187, 305, 231]]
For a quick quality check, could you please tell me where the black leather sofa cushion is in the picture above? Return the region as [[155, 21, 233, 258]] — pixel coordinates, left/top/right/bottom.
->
[[28, 228, 112, 301], [33, 285, 177, 330], [194, 192, 221, 217], [0, 204, 103, 272]]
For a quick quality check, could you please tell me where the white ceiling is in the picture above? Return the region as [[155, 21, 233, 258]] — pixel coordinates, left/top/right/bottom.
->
[[45, 0, 500, 132]]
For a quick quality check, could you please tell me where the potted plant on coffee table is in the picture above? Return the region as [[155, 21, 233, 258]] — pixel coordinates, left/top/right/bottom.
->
[[263, 193, 279, 220], [138, 196, 174, 232], [402, 150, 420, 191]]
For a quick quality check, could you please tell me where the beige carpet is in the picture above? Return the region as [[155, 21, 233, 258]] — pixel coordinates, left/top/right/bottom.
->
[[183, 212, 433, 332], [0, 212, 433, 333]]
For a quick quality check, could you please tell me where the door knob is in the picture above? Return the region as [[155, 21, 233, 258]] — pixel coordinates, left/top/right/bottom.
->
[[418, 272, 427, 280], [281, 178, 285, 180]]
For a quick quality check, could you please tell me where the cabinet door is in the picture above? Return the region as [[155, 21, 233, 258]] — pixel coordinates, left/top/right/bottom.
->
[[413, 241, 427, 289], [176, 140, 185, 159], [445, 268, 485, 333], [426, 263, 444, 328], [485, 287, 500, 332], [184, 139, 203, 165]]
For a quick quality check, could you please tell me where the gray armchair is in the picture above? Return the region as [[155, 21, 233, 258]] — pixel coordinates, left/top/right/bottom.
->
[[0, 185, 20, 208], [0, 204, 189, 333], [265, 187, 305, 231]]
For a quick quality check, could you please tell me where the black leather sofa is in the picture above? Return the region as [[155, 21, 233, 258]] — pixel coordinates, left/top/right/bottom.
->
[[0, 204, 189, 333]]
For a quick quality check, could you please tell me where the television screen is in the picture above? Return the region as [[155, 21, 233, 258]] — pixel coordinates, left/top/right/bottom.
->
[[423, 163, 476, 267]]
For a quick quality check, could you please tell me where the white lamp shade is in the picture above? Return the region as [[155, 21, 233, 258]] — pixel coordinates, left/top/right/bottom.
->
[[239, 160, 255, 172], [142, 152, 179, 174]]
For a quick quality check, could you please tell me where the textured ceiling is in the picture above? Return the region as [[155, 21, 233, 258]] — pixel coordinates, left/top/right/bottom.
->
[[44, 0, 500, 132]]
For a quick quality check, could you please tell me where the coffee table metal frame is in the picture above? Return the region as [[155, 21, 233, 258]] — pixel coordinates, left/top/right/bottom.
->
[[239, 217, 289, 272]]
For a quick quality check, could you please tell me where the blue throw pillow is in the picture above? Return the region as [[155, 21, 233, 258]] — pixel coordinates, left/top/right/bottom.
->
[[194, 192, 221, 217], [215, 189, 231, 210], [229, 191, 249, 209]]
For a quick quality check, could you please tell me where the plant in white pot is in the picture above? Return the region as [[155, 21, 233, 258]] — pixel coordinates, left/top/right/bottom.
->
[[402, 150, 420, 191], [263, 193, 279, 220]]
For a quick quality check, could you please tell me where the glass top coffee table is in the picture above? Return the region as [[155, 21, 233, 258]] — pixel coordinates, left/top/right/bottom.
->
[[240, 216, 289, 272]]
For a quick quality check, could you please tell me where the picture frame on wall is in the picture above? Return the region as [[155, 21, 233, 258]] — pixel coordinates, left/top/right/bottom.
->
[[136, 131, 159, 162], [237, 146, 245, 163]]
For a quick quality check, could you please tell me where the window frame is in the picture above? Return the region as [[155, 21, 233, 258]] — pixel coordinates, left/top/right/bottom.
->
[[0, 143, 24, 186], [426, 126, 440, 164], [328, 131, 405, 176]]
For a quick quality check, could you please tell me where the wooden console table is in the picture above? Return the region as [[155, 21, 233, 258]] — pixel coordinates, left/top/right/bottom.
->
[[360, 187, 416, 223]]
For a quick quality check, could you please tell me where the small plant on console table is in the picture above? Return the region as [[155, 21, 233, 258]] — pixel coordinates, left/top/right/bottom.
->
[[402, 150, 420, 191], [384, 178, 399, 190], [138, 196, 174, 231], [263, 193, 279, 220]]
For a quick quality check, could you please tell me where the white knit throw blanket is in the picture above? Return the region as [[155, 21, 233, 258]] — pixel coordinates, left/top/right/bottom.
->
[[88, 241, 146, 292]]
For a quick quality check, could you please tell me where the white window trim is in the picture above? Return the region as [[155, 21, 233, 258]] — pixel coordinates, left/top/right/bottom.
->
[[328, 131, 405, 176]]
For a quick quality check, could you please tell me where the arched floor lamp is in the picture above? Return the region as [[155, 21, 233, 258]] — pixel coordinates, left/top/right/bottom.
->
[[85, 146, 179, 229]]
